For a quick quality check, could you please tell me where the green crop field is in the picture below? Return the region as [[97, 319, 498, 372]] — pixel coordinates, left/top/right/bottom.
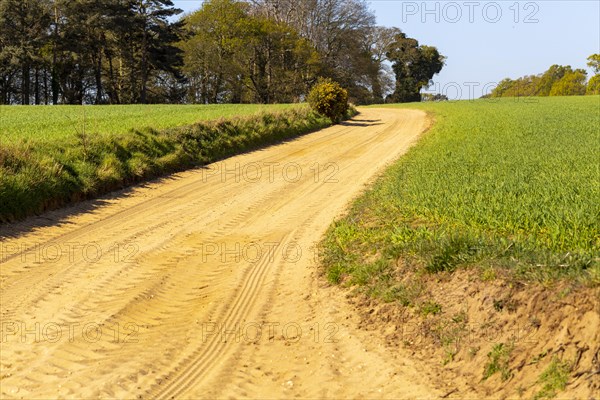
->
[[322, 96, 600, 291], [0, 104, 297, 143]]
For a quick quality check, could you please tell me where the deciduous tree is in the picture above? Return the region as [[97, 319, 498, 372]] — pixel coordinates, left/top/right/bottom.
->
[[386, 32, 445, 103], [549, 69, 587, 96]]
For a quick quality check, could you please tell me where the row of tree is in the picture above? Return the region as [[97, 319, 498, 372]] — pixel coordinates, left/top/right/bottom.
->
[[0, 0, 446, 105], [0, 0, 183, 105], [489, 55, 600, 98], [181, 0, 446, 104]]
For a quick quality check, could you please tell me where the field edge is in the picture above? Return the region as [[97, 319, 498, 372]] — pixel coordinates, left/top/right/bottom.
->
[[0, 107, 357, 223]]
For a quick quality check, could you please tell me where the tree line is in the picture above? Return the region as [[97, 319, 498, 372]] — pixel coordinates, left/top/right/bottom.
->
[[0, 0, 445, 105], [488, 55, 600, 98]]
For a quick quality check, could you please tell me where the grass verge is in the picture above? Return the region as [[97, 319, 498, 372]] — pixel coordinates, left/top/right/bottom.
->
[[1, 106, 354, 222]]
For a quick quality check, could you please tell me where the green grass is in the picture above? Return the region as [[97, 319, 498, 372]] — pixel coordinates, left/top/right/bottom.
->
[[320, 96, 600, 294], [534, 357, 571, 399], [0, 104, 296, 143], [419, 300, 442, 316], [1, 105, 351, 222], [483, 342, 514, 381]]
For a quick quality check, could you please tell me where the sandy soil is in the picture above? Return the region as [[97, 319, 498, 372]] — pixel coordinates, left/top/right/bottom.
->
[[356, 269, 599, 399], [0, 108, 443, 399]]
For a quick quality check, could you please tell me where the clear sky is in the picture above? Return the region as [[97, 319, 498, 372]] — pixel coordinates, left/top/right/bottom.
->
[[172, 0, 600, 99]]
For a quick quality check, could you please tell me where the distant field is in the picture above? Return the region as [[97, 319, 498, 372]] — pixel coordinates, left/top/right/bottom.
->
[[0, 104, 297, 142], [322, 96, 599, 288]]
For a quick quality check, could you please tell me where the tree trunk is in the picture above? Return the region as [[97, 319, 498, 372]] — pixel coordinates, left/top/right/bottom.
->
[[119, 57, 125, 103], [34, 66, 40, 105], [266, 40, 272, 104], [0, 74, 10, 104], [21, 63, 30, 105], [371, 72, 382, 102], [106, 52, 119, 104], [95, 50, 103, 104], [76, 67, 84, 105], [43, 67, 49, 104], [52, 1, 60, 105], [140, 22, 148, 103], [213, 72, 222, 104], [127, 45, 138, 103], [51, 59, 59, 104]]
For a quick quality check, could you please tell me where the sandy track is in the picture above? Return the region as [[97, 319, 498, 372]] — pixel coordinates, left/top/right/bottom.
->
[[0, 108, 442, 399]]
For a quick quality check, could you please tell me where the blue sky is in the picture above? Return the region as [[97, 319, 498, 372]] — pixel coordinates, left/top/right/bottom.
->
[[172, 1, 600, 99]]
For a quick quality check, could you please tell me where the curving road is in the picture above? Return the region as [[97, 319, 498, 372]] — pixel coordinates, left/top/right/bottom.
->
[[0, 108, 441, 399]]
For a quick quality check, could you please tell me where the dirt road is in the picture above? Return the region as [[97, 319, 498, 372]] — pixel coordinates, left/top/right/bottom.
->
[[0, 108, 443, 399]]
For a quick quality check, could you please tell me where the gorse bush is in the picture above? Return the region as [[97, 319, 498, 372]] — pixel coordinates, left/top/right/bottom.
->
[[308, 79, 349, 123]]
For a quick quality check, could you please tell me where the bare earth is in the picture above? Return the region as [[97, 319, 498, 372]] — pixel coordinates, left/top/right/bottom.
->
[[0, 108, 447, 399]]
